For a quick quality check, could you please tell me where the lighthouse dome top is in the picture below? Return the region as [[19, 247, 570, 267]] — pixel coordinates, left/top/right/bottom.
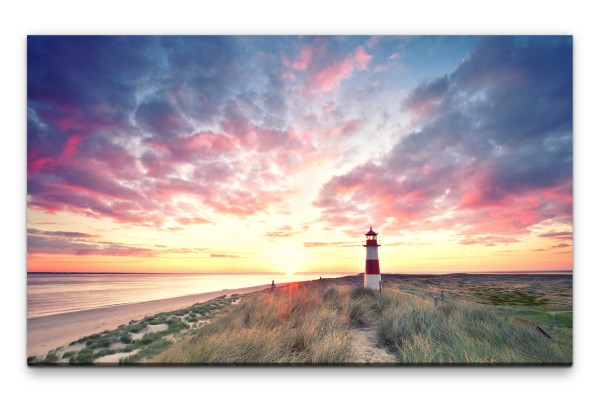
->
[[365, 226, 378, 236]]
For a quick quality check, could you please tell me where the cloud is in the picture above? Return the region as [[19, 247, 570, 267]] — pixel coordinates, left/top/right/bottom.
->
[[266, 225, 298, 238], [314, 37, 572, 245], [27, 229, 212, 257], [353, 46, 372, 70], [283, 44, 313, 71], [538, 231, 573, 241], [135, 99, 192, 138], [458, 235, 520, 247], [27, 36, 302, 227], [307, 45, 373, 93], [27, 231, 158, 257], [27, 228, 99, 238], [303, 241, 357, 248], [176, 217, 212, 225], [210, 253, 239, 258]]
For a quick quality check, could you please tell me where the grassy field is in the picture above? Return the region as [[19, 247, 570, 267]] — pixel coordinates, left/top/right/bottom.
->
[[152, 275, 571, 365], [29, 274, 572, 366]]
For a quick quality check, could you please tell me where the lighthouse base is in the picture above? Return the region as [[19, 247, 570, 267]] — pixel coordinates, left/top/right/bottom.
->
[[364, 274, 382, 290]]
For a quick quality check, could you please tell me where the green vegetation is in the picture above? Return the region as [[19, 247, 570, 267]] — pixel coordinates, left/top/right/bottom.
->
[[86, 337, 110, 349], [556, 313, 573, 328], [62, 351, 75, 359], [121, 339, 172, 364], [43, 353, 59, 364], [152, 281, 571, 365], [120, 333, 132, 344], [70, 348, 94, 364]]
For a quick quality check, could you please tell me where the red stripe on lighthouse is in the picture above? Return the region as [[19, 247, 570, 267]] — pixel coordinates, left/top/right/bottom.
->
[[365, 259, 380, 274]]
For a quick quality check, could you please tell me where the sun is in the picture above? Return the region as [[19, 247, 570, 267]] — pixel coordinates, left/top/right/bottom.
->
[[270, 243, 308, 275]]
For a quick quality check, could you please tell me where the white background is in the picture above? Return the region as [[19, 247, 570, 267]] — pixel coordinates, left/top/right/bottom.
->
[[2, 1, 598, 400]]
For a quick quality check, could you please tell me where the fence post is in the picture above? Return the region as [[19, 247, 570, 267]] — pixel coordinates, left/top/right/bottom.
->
[[441, 290, 444, 302], [379, 280, 382, 294]]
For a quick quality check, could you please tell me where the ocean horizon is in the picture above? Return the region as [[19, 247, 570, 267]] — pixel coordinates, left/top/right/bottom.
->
[[27, 272, 348, 319], [27, 270, 572, 319]]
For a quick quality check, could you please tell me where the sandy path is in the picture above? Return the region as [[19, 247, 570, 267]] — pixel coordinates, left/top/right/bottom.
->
[[350, 328, 397, 364], [28, 284, 269, 357]]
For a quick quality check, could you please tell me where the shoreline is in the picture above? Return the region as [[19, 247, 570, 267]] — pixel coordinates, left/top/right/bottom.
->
[[27, 272, 572, 358], [27, 284, 271, 357]]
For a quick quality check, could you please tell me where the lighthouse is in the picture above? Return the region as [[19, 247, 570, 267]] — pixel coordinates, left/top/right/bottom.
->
[[363, 226, 381, 290]]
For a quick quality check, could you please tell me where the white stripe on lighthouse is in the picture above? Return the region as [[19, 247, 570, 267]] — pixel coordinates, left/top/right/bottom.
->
[[364, 274, 381, 290], [366, 246, 379, 260]]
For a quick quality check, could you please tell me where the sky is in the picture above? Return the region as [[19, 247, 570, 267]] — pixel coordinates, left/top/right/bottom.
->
[[26, 35, 573, 274]]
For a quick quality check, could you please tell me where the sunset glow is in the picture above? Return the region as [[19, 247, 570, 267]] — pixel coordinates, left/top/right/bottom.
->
[[27, 36, 573, 274]]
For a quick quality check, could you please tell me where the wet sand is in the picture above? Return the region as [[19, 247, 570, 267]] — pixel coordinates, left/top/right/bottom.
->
[[27, 284, 270, 357]]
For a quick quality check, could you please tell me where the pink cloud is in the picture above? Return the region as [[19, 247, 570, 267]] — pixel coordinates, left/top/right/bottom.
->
[[28, 154, 53, 174], [307, 46, 373, 93], [353, 46, 372, 70], [176, 216, 212, 225], [309, 58, 355, 92], [292, 45, 313, 70], [458, 235, 520, 247], [60, 135, 82, 161], [314, 151, 572, 246], [327, 119, 360, 138], [26, 228, 231, 258]]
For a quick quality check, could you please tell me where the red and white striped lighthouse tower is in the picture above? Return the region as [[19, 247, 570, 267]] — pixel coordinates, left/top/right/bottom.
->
[[363, 226, 381, 290]]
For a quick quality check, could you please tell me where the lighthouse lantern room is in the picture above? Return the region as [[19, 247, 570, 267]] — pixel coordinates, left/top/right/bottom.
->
[[363, 226, 381, 290]]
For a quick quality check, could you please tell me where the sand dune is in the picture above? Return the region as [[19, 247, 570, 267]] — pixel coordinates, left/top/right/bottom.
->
[[27, 284, 270, 357]]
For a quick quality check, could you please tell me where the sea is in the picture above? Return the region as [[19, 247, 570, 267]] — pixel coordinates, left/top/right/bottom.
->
[[27, 272, 348, 319]]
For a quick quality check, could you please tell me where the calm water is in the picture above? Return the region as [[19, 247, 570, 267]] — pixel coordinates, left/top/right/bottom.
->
[[27, 273, 348, 319]]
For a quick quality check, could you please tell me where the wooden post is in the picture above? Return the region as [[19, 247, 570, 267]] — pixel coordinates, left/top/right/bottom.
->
[[379, 280, 382, 294], [441, 290, 444, 302]]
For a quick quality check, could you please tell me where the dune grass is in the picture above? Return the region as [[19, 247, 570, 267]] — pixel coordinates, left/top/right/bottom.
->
[[374, 291, 570, 364], [151, 282, 571, 365], [152, 284, 353, 364], [30, 278, 571, 366]]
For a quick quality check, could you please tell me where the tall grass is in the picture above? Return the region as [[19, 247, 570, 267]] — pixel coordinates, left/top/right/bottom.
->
[[151, 284, 571, 365], [152, 283, 352, 364], [375, 290, 571, 364]]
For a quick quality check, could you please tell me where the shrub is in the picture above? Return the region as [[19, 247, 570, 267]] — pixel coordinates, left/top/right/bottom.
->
[[62, 351, 75, 359], [43, 353, 59, 364], [70, 348, 94, 365], [86, 337, 110, 349]]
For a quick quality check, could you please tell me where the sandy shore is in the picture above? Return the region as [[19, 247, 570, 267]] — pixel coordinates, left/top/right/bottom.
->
[[27, 284, 270, 357]]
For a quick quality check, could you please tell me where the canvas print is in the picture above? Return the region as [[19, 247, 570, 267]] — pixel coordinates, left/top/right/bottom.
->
[[27, 35, 573, 366]]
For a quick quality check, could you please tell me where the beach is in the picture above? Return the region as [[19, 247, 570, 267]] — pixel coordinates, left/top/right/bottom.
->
[[27, 284, 270, 357]]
